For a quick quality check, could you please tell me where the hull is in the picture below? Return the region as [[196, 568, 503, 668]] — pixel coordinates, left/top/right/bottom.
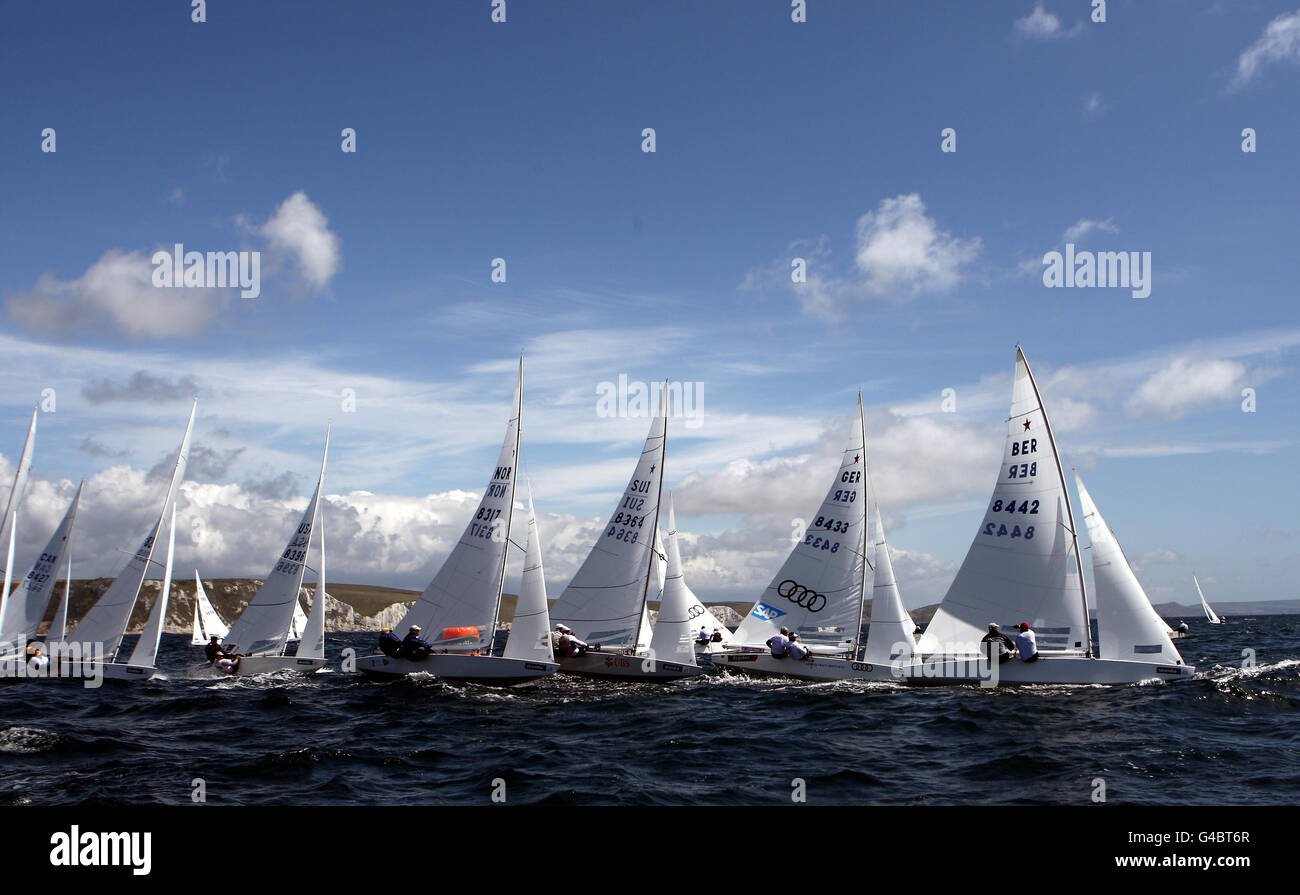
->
[[897, 655, 1196, 686], [356, 653, 558, 684], [711, 648, 892, 681], [193, 655, 327, 676], [555, 649, 703, 680]]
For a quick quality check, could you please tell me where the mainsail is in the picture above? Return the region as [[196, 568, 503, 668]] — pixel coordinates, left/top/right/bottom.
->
[[1075, 473, 1183, 665], [296, 484, 327, 660], [649, 494, 702, 665], [395, 359, 522, 650], [190, 572, 231, 645], [501, 490, 554, 662], [919, 348, 1090, 657], [551, 387, 667, 649], [0, 481, 82, 651], [224, 428, 328, 657], [732, 399, 867, 651], [862, 503, 918, 666], [1194, 575, 1221, 624], [70, 400, 196, 660]]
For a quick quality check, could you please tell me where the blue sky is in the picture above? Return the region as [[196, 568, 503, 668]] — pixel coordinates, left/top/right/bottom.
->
[[1, 1, 1298, 608]]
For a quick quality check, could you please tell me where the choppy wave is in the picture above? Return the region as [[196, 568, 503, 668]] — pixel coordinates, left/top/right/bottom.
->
[[0, 618, 1296, 805]]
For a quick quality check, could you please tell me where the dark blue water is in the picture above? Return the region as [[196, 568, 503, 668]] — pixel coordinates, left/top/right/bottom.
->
[[2, 617, 1296, 806]]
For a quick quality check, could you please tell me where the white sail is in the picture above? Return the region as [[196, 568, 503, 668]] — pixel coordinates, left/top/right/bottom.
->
[[224, 429, 328, 657], [0, 407, 37, 624], [48, 547, 71, 646], [551, 388, 667, 649], [919, 348, 1090, 657], [1194, 575, 1221, 624], [191, 572, 230, 645], [70, 401, 196, 659], [128, 504, 176, 667], [502, 490, 554, 662], [1075, 473, 1183, 665], [649, 494, 701, 665], [287, 596, 308, 641], [296, 470, 328, 660], [0, 482, 82, 650], [396, 361, 522, 650], [667, 510, 730, 646], [732, 400, 867, 651], [863, 504, 918, 666]]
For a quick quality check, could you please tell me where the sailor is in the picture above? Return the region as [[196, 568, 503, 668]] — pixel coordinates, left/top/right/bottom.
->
[[553, 624, 590, 658], [1174, 620, 1189, 634], [1013, 622, 1038, 663], [399, 625, 434, 660], [981, 623, 1017, 664], [203, 635, 224, 664], [377, 626, 403, 658], [710, 628, 724, 643], [696, 625, 711, 645], [26, 645, 49, 673], [787, 631, 810, 660], [767, 627, 791, 659]]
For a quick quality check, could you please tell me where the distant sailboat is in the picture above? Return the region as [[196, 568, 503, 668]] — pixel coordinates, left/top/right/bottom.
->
[[356, 358, 558, 683], [214, 426, 330, 675], [287, 595, 309, 642], [646, 494, 706, 672], [190, 572, 231, 645], [1194, 575, 1222, 624], [62, 401, 196, 682], [905, 349, 1195, 685]]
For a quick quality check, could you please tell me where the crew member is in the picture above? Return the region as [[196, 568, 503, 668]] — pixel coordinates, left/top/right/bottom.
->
[[399, 625, 435, 660], [1014, 622, 1038, 663], [377, 627, 403, 657], [767, 627, 791, 659], [696, 625, 711, 645], [981, 623, 1017, 664], [787, 631, 810, 660]]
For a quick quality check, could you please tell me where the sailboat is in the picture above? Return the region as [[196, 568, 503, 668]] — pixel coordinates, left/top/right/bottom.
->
[[644, 494, 706, 674], [0, 407, 37, 629], [709, 395, 907, 681], [356, 359, 558, 683], [0, 482, 83, 662], [904, 348, 1195, 685], [59, 401, 196, 682], [649, 501, 729, 656], [189, 572, 231, 645], [549, 385, 699, 680], [214, 427, 330, 675], [1194, 575, 1222, 624]]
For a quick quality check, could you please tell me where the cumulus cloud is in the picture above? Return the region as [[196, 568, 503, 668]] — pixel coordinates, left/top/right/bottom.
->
[[1231, 10, 1300, 89], [259, 191, 341, 289], [1125, 357, 1247, 419], [5, 249, 225, 340], [853, 194, 981, 298], [1014, 4, 1083, 39]]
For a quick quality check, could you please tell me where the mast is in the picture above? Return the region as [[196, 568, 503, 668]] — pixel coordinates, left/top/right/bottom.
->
[[488, 354, 524, 656], [635, 380, 669, 653], [1019, 347, 1092, 657], [852, 393, 870, 659]]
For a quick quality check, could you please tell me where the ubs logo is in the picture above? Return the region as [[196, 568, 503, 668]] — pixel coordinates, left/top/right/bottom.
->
[[776, 579, 826, 612]]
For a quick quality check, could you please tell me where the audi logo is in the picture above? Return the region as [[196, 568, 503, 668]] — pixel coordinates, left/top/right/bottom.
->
[[687, 605, 706, 619], [776, 579, 826, 612]]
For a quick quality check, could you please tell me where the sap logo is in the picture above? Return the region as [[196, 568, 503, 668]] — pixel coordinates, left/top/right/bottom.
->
[[751, 603, 788, 621], [49, 826, 151, 875]]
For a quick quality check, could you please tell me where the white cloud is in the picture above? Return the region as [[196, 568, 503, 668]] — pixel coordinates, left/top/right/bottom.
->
[[1125, 357, 1247, 419], [1063, 217, 1118, 242], [5, 249, 225, 340], [854, 194, 982, 298], [1231, 10, 1300, 89], [1014, 4, 1083, 39], [1083, 92, 1104, 115], [259, 191, 341, 289]]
